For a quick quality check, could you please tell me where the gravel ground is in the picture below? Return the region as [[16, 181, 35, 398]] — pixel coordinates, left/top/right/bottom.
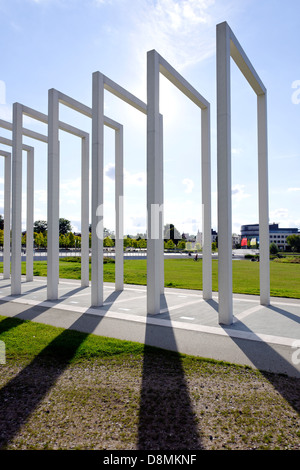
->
[[0, 350, 299, 451]]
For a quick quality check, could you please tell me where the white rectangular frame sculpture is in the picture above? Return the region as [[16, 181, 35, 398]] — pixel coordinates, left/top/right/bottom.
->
[[0, 131, 34, 281], [11, 104, 90, 295], [147, 50, 212, 315], [92, 72, 146, 307], [216, 21, 269, 325], [0, 147, 12, 279], [47, 89, 124, 301]]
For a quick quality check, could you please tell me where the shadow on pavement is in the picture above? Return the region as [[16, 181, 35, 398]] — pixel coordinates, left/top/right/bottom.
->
[[221, 305, 300, 414]]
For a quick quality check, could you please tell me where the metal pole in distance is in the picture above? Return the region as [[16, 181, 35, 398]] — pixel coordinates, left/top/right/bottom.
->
[[47, 89, 60, 300], [115, 125, 124, 291], [216, 22, 233, 325], [26, 148, 34, 282], [257, 93, 270, 305], [3, 152, 11, 279], [91, 72, 104, 306], [11, 103, 23, 295], [147, 50, 161, 315], [201, 105, 212, 300], [81, 135, 90, 287]]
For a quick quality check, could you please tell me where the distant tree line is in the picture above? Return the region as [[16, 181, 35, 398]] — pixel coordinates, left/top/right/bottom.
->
[[6, 215, 298, 253]]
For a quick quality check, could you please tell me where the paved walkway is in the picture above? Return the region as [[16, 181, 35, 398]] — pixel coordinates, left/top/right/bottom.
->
[[0, 276, 299, 378]]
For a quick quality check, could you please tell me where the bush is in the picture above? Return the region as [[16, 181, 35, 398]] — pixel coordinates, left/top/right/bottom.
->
[[269, 242, 279, 255]]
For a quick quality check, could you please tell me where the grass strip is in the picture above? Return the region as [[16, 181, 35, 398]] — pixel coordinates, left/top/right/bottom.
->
[[1, 257, 299, 298]]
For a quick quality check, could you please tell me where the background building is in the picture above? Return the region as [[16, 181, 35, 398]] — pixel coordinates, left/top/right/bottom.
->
[[241, 223, 299, 251]]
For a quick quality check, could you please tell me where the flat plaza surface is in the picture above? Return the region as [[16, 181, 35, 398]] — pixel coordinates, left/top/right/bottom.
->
[[0, 276, 299, 378]]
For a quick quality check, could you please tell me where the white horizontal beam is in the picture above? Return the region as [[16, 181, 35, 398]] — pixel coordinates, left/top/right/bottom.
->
[[56, 90, 92, 118], [224, 22, 266, 96], [0, 118, 47, 143], [0, 135, 34, 153], [158, 52, 209, 109], [103, 75, 147, 114], [23, 128, 48, 143], [22, 103, 90, 140], [53, 89, 122, 130], [0, 119, 13, 131], [0, 149, 11, 158]]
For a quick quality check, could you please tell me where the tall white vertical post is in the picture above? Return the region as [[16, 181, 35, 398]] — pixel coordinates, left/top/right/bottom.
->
[[201, 106, 212, 300], [217, 22, 233, 325], [3, 152, 11, 279], [159, 114, 164, 294], [11, 103, 23, 295], [147, 50, 162, 315], [91, 72, 104, 306], [257, 93, 270, 305], [81, 135, 90, 287], [26, 148, 34, 282], [216, 22, 270, 323], [47, 89, 60, 300], [115, 126, 124, 291]]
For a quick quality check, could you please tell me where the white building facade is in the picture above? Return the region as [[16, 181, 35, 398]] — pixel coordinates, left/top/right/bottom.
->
[[241, 223, 299, 251]]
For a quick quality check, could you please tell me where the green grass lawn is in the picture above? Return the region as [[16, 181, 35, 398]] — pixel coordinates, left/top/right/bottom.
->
[[0, 257, 299, 298], [0, 315, 299, 450]]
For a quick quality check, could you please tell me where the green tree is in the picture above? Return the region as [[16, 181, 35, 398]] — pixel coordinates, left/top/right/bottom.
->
[[286, 234, 300, 253], [138, 238, 147, 248], [68, 232, 75, 248], [186, 241, 193, 251], [177, 240, 186, 250], [21, 232, 26, 246], [165, 239, 175, 250], [75, 235, 81, 248], [34, 232, 44, 248], [59, 234, 65, 248], [0, 229, 4, 246], [269, 242, 278, 255], [104, 236, 114, 247], [59, 218, 72, 235], [131, 239, 138, 248], [34, 220, 47, 234], [123, 236, 132, 249]]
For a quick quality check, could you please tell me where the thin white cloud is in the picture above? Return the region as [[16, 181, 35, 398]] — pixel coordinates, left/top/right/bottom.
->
[[125, 169, 146, 187], [105, 163, 115, 181], [231, 184, 251, 201], [183, 178, 194, 193], [232, 147, 243, 156], [105, 163, 146, 187], [269, 208, 299, 229], [270, 208, 289, 220], [288, 187, 300, 192], [131, 0, 217, 72]]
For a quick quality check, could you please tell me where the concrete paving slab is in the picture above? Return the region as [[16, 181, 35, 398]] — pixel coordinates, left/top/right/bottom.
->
[[0, 276, 299, 378]]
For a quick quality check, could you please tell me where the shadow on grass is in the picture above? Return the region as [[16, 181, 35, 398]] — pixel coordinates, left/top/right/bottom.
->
[[0, 287, 106, 449], [137, 294, 203, 450]]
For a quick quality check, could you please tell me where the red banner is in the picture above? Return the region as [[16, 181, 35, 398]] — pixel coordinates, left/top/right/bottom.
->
[[241, 237, 248, 246]]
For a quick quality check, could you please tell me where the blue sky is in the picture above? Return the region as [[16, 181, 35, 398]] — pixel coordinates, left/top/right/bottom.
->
[[0, 0, 299, 237]]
